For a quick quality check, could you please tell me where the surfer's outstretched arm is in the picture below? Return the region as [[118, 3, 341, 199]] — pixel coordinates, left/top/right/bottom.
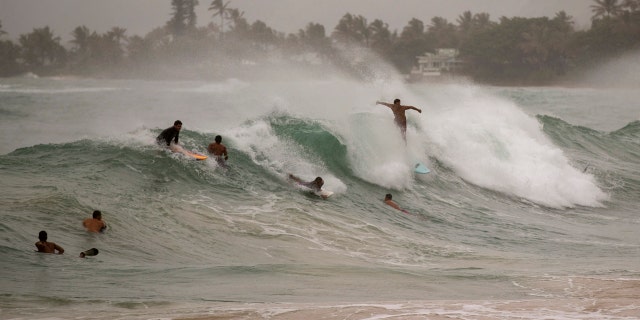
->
[[406, 105, 422, 113], [376, 101, 393, 108], [288, 174, 303, 184]]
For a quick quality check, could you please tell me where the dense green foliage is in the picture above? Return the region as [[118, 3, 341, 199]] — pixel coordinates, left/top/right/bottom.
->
[[0, 0, 638, 84]]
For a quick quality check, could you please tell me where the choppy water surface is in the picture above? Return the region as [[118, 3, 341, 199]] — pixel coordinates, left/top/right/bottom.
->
[[1, 75, 638, 319]]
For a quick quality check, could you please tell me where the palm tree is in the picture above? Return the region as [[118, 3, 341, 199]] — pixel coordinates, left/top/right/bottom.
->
[[428, 17, 457, 48], [209, 0, 230, 39], [350, 15, 369, 46], [590, 0, 623, 20], [126, 35, 147, 62], [368, 19, 392, 52], [303, 23, 326, 41], [297, 22, 329, 56], [553, 11, 574, 33], [332, 13, 369, 45], [332, 13, 354, 43], [19, 26, 65, 67], [473, 13, 494, 30], [107, 27, 127, 48], [394, 18, 428, 73], [226, 8, 248, 35], [167, 0, 198, 36], [106, 27, 127, 62], [457, 11, 474, 33], [70, 25, 91, 52], [0, 38, 20, 76], [249, 20, 276, 51], [400, 18, 424, 41], [168, 0, 187, 36], [519, 23, 553, 65], [186, 0, 199, 30]]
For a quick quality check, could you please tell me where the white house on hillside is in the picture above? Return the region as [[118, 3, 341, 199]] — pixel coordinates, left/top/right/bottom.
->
[[409, 48, 463, 80]]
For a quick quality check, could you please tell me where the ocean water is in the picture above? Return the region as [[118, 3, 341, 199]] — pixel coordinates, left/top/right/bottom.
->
[[0, 72, 639, 319]]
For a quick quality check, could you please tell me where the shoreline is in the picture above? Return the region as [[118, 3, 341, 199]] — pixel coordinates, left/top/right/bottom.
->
[[175, 298, 639, 320], [177, 277, 640, 319], [2, 277, 638, 319]]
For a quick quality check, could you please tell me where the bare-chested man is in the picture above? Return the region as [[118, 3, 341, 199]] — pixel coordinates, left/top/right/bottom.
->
[[83, 210, 107, 233], [207, 135, 228, 166], [288, 174, 324, 192], [35, 230, 64, 254], [376, 99, 422, 141], [384, 193, 409, 214]]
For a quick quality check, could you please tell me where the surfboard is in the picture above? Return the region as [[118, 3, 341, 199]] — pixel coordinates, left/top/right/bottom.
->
[[414, 162, 430, 174], [183, 150, 208, 161], [169, 145, 208, 160], [315, 190, 334, 199]]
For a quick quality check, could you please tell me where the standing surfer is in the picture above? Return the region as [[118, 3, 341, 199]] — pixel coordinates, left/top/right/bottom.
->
[[376, 99, 422, 141]]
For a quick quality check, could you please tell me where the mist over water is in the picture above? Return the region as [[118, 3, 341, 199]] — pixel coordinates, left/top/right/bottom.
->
[[575, 50, 640, 89]]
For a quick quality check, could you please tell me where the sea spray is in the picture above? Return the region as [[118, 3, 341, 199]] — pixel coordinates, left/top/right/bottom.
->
[[423, 85, 607, 208]]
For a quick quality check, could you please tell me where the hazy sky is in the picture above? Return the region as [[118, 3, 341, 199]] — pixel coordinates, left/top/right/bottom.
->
[[0, 0, 594, 41]]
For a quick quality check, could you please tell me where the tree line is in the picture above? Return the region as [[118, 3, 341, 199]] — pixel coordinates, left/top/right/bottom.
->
[[0, 0, 639, 84]]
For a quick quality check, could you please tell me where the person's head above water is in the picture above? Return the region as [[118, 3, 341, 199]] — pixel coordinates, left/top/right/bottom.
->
[[215, 135, 222, 143], [314, 177, 324, 188], [38, 230, 47, 242], [174, 120, 182, 130], [393, 98, 400, 104], [92, 210, 102, 219], [385, 193, 392, 200]]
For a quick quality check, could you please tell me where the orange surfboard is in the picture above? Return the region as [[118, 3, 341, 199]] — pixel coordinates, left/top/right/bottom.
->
[[183, 150, 208, 160], [171, 145, 208, 160]]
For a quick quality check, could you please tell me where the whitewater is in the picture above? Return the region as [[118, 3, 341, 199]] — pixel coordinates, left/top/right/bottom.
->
[[0, 68, 639, 319]]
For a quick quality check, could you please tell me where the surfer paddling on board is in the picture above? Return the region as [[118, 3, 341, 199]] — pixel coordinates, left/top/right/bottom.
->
[[376, 99, 422, 141], [207, 135, 228, 166], [35, 231, 64, 254], [156, 120, 182, 152], [83, 210, 107, 233], [288, 174, 331, 199], [384, 194, 409, 214], [288, 174, 324, 192]]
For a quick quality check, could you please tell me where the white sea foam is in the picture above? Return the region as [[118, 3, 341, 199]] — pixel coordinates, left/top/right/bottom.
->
[[422, 85, 608, 208], [226, 118, 347, 194]]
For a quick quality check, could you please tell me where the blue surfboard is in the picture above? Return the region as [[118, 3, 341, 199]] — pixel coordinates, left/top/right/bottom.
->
[[414, 162, 430, 174]]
